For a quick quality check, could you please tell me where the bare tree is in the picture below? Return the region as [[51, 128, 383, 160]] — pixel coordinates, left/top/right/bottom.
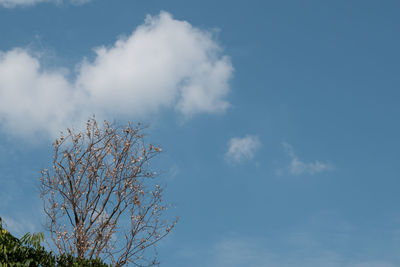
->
[[40, 118, 177, 266]]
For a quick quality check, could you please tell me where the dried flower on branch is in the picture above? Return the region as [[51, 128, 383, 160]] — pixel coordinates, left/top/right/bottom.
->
[[40, 118, 177, 266]]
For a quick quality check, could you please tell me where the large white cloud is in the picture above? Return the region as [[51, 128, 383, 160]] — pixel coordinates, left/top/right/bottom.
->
[[0, 0, 90, 8], [0, 49, 79, 136], [0, 12, 233, 138]]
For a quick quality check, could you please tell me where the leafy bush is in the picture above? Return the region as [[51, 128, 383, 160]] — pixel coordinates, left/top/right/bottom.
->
[[0, 218, 109, 267]]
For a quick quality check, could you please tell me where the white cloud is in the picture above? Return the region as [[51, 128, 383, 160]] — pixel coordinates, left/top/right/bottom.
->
[[212, 237, 274, 267], [350, 262, 399, 267], [1, 215, 36, 236], [0, 12, 233, 138], [0, 0, 90, 8], [282, 142, 333, 175], [208, 236, 398, 267], [0, 49, 78, 137], [77, 12, 232, 118], [225, 135, 261, 163], [174, 213, 400, 267]]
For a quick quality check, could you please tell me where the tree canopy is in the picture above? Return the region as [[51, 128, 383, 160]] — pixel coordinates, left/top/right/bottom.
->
[[40, 118, 177, 266]]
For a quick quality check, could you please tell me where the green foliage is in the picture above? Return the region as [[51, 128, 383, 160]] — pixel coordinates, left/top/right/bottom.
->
[[53, 254, 108, 267], [0, 221, 54, 267], [0, 218, 109, 267]]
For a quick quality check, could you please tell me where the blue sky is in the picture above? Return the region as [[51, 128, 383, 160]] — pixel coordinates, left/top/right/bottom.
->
[[1, 0, 400, 266]]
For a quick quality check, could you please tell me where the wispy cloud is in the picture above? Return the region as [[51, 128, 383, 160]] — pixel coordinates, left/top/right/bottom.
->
[[212, 237, 273, 267], [0, 0, 91, 8], [1, 215, 36, 236], [0, 12, 233, 138], [172, 212, 399, 267], [225, 135, 261, 163], [282, 142, 333, 175], [208, 236, 397, 267]]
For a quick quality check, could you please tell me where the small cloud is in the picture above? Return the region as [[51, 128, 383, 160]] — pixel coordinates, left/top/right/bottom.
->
[[69, 0, 91, 5], [283, 142, 333, 175], [225, 135, 261, 164], [1, 216, 35, 236]]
